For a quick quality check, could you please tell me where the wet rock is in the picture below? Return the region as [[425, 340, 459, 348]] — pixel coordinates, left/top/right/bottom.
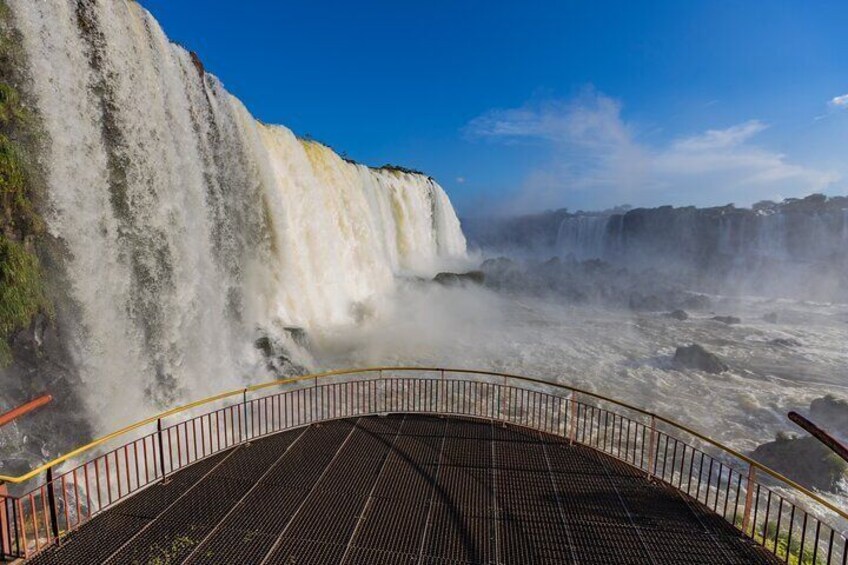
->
[[665, 309, 689, 321], [283, 326, 309, 349], [254, 335, 309, 377], [763, 312, 779, 323], [673, 343, 729, 374], [433, 270, 485, 286], [769, 338, 802, 348], [711, 316, 741, 325], [751, 433, 847, 492], [810, 395, 848, 440]]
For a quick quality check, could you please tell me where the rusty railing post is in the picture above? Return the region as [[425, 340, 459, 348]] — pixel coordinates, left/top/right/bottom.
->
[[46, 468, 60, 543], [647, 415, 658, 478], [741, 463, 757, 535], [0, 481, 10, 558], [157, 418, 168, 484]]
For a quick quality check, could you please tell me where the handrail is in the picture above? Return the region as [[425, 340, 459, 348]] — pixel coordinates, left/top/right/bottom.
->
[[1, 366, 845, 523]]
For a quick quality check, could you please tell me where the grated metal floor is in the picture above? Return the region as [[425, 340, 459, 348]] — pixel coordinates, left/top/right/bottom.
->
[[28, 415, 780, 564]]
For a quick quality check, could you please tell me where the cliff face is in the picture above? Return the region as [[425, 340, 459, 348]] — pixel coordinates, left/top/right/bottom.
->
[[0, 0, 468, 470], [466, 194, 848, 300]]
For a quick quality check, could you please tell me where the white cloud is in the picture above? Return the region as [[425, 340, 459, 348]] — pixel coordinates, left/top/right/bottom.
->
[[830, 94, 848, 108], [466, 91, 839, 212], [455, 176, 466, 184]]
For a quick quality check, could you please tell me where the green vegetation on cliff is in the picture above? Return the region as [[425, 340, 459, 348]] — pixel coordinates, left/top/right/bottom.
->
[[0, 2, 49, 365]]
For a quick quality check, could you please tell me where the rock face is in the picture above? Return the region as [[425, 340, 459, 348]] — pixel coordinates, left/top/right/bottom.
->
[[711, 316, 741, 325], [751, 434, 847, 492], [254, 336, 309, 377], [433, 271, 485, 286], [810, 395, 848, 441], [464, 194, 848, 302], [666, 310, 689, 321], [673, 344, 729, 373]]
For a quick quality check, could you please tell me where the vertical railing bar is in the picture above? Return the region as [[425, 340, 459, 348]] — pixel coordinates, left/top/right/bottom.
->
[[762, 490, 772, 547], [647, 415, 657, 478], [732, 473, 742, 528], [28, 494, 38, 552], [94, 458, 103, 511], [73, 467, 82, 526], [60, 475, 69, 534], [142, 437, 150, 487], [157, 419, 168, 484], [713, 463, 723, 512], [132, 442, 140, 492], [696, 452, 705, 499], [679, 446, 690, 492], [826, 527, 834, 565], [773, 498, 783, 556], [798, 512, 808, 562], [752, 484, 761, 542], [16, 499, 27, 559], [191, 419, 198, 462], [785, 505, 796, 564], [175, 424, 183, 471], [812, 520, 821, 564], [39, 486, 50, 546], [721, 467, 731, 520], [742, 464, 757, 537], [569, 392, 578, 444], [185, 421, 192, 464]]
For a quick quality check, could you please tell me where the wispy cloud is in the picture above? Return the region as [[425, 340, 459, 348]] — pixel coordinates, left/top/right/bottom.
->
[[465, 90, 839, 212], [830, 93, 848, 108]]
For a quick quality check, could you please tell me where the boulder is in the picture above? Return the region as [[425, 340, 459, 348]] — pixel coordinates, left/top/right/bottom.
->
[[665, 309, 689, 321], [769, 338, 802, 348], [810, 395, 848, 440], [433, 270, 485, 286], [254, 335, 309, 377], [673, 343, 729, 374], [283, 326, 309, 349], [751, 433, 847, 492], [711, 316, 741, 325]]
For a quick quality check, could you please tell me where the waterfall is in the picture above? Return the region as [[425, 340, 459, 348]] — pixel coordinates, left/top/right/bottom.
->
[[556, 215, 609, 259], [6, 0, 466, 431]]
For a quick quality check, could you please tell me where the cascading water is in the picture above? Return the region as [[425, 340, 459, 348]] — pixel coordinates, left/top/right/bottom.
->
[[5, 0, 466, 433], [556, 215, 609, 260]]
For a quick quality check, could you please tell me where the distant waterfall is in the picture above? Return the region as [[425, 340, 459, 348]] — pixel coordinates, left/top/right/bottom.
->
[[6, 0, 466, 430], [553, 208, 848, 266], [556, 215, 610, 260]]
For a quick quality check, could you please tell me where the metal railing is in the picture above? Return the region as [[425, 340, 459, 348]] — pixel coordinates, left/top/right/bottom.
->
[[1, 367, 846, 563]]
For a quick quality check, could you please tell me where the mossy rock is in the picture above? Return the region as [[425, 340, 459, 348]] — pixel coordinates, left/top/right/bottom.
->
[[751, 433, 847, 492], [0, 235, 47, 364]]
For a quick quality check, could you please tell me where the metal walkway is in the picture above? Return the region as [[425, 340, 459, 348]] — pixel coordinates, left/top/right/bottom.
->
[[27, 415, 779, 565]]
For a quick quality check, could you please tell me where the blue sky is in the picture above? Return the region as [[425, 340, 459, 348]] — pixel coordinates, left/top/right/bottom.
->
[[142, 0, 848, 215]]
